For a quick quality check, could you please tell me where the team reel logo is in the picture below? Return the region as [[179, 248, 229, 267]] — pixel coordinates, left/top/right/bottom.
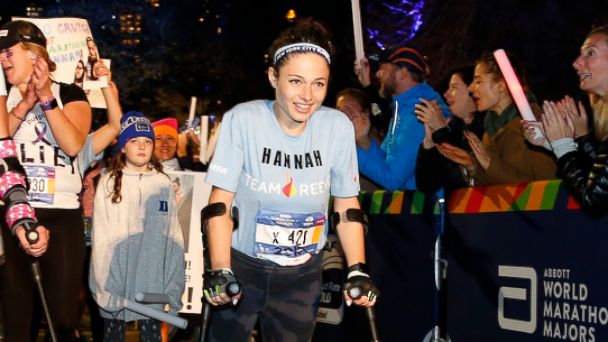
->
[[282, 173, 297, 197]]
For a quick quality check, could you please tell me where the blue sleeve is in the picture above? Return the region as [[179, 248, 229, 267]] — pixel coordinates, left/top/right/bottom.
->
[[357, 100, 424, 190]]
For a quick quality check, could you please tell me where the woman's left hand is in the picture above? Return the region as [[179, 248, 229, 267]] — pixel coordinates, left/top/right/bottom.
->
[[465, 131, 491, 170], [556, 96, 588, 138], [542, 101, 574, 142], [31, 56, 53, 101], [437, 143, 474, 168]]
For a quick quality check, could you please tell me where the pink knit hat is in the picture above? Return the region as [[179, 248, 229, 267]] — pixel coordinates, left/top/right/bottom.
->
[[152, 118, 178, 140]]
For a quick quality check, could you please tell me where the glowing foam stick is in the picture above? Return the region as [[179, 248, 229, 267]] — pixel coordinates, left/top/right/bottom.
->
[[187, 96, 197, 129], [199, 115, 209, 163], [493, 49, 535, 121], [494, 49, 543, 140], [351, 0, 365, 65]]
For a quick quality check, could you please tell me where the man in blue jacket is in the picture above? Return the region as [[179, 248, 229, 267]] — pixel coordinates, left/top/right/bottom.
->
[[353, 46, 450, 190]]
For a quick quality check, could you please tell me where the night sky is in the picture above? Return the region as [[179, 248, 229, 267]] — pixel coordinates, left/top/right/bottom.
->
[[2, 0, 608, 122]]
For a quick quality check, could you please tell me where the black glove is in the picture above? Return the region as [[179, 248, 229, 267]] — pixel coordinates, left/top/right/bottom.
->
[[344, 263, 379, 303], [203, 268, 242, 304]]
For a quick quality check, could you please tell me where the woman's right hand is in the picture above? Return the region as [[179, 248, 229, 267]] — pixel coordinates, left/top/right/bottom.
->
[[422, 122, 434, 149], [522, 120, 546, 147], [415, 99, 446, 132], [15, 224, 50, 257]]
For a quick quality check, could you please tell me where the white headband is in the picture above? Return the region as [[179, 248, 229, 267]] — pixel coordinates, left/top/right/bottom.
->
[[273, 42, 331, 65]]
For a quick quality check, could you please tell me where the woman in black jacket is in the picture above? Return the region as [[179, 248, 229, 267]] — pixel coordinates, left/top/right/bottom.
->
[[414, 66, 485, 194], [535, 25, 608, 214]]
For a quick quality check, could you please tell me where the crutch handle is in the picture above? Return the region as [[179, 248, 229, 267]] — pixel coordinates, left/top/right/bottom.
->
[[135, 292, 171, 304], [123, 298, 188, 329], [22, 220, 40, 245]]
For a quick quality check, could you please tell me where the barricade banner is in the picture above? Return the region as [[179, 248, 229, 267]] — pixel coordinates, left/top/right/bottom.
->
[[447, 180, 608, 341], [313, 190, 438, 341]]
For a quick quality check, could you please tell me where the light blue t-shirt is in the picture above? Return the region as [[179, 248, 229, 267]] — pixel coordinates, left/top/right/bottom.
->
[[206, 100, 360, 264], [77, 134, 104, 177]]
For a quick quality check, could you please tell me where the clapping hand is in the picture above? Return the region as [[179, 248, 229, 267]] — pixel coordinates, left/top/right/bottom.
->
[[414, 99, 446, 132], [465, 131, 491, 170], [541, 101, 574, 143], [555, 95, 589, 138], [437, 143, 475, 169]]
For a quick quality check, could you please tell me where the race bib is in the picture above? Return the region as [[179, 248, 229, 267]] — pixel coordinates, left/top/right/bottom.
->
[[24, 165, 56, 204], [255, 209, 325, 266]]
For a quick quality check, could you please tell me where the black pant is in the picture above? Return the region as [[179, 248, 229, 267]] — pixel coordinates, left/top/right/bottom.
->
[[208, 249, 323, 342], [0, 208, 86, 341]]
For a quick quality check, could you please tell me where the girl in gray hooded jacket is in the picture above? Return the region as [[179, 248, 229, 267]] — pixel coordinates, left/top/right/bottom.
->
[[89, 111, 185, 341]]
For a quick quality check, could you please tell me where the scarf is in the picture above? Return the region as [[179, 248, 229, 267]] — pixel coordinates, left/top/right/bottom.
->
[[484, 93, 538, 137]]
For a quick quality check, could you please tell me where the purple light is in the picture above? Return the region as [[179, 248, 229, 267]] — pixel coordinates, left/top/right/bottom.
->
[[364, 0, 425, 49]]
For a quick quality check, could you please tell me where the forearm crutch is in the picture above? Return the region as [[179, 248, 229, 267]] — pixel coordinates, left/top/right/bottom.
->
[[198, 204, 240, 342], [120, 292, 188, 329], [332, 209, 380, 342], [346, 285, 381, 342], [0, 139, 57, 342], [23, 222, 58, 342]]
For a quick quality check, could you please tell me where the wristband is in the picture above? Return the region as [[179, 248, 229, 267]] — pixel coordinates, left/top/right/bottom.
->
[[347, 262, 370, 278], [40, 97, 58, 112]]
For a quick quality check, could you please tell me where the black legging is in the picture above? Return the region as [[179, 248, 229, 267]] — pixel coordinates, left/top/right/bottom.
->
[[0, 208, 86, 341]]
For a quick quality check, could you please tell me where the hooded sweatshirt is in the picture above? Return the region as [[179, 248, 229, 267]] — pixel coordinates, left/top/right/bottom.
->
[[89, 167, 185, 321]]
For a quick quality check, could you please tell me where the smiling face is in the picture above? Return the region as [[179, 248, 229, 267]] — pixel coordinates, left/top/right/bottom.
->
[[154, 134, 177, 161], [268, 52, 329, 135], [123, 136, 154, 172], [0, 43, 35, 86], [573, 32, 608, 98], [444, 73, 477, 120]]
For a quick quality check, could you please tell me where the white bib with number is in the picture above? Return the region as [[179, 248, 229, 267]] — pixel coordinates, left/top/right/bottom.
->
[[24, 165, 56, 205], [255, 209, 325, 266]]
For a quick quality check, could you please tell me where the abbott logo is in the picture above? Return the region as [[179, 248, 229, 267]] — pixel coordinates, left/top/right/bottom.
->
[[498, 265, 537, 334]]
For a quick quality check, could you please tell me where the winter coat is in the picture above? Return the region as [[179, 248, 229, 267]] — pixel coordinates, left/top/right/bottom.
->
[[558, 134, 608, 215]]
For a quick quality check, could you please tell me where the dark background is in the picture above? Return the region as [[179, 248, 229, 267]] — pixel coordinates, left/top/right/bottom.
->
[[2, 0, 608, 124]]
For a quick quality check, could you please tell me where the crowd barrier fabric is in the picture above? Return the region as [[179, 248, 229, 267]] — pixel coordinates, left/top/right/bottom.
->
[[447, 180, 608, 342], [315, 180, 608, 342]]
